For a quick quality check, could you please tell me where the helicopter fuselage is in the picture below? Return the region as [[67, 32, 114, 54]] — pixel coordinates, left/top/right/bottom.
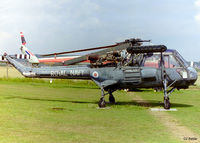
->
[[12, 49, 197, 91], [5, 47, 198, 109]]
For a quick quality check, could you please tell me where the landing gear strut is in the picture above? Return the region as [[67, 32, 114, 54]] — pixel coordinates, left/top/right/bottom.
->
[[98, 97, 106, 108], [163, 75, 176, 110], [98, 87, 106, 108], [98, 88, 116, 108], [163, 77, 170, 109]]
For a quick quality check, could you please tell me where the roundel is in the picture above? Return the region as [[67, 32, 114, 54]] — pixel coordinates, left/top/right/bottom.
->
[[92, 71, 99, 78]]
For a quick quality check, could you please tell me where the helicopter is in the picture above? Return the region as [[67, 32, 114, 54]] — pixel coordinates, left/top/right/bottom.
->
[[4, 38, 198, 109]]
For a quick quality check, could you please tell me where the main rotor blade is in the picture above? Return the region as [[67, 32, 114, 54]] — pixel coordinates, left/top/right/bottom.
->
[[41, 44, 118, 57], [63, 44, 167, 65], [63, 42, 131, 65]]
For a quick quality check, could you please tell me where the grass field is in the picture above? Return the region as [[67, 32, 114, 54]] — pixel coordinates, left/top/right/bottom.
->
[[0, 67, 199, 143]]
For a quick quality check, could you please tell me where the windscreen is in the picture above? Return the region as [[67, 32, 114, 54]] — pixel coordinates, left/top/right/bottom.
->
[[175, 51, 188, 67], [142, 51, 188, 68]]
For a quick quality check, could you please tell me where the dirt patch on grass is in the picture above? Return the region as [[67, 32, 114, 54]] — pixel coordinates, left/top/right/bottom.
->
[[151, 111, 200, 143], [130, 93, 200, 143], [52, 107, 65, 110]]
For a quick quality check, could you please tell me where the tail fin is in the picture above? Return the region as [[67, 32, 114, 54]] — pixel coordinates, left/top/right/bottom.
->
[[20, 32, 39, 64], [20, 32, 26, 46]]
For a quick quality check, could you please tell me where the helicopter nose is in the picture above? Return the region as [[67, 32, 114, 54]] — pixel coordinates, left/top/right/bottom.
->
[[188, 67, 198, 85]]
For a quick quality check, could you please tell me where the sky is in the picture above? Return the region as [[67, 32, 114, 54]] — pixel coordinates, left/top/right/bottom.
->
[[0, 0, 200, 61]]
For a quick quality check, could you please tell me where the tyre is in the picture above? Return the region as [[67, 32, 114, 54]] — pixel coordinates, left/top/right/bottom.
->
[[164, 98, 170, 109], [109, 95, 115, 104], [98, 98, 106, 108]]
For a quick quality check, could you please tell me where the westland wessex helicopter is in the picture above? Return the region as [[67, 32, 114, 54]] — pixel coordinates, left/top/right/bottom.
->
[[4, 38, 197, 109]]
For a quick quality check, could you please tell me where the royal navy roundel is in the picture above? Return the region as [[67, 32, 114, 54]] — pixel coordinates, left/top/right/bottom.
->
[[92, 71, 99, 78]]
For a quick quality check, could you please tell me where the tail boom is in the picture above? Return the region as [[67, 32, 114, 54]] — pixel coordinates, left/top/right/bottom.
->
[[5, 54, 91, 79]]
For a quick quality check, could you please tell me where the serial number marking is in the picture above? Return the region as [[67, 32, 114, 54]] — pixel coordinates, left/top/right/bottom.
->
[[124, 69, 140, 72], [23, 72, 36, 76]]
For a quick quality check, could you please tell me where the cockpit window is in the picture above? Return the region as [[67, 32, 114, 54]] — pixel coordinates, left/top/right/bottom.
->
[[143, 53, 182, 68], [175, 52, 188, 67], [169, 55, 180, 68]]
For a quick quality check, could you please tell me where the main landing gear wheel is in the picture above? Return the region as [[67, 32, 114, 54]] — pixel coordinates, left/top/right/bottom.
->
[[164, 97, 170, 109], [109, 95, 115, 104], [98, 97, 106, 108]]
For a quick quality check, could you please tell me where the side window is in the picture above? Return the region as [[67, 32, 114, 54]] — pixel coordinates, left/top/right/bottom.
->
[[164, 55, 169, 68], [169, 55, 180, 68], [143, 54, 181, 68], [143, 54, 160, 68]]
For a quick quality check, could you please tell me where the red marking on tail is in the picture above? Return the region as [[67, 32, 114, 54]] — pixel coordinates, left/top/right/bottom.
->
[[20, 32, 24, 37], [20, 32, 26, 45]]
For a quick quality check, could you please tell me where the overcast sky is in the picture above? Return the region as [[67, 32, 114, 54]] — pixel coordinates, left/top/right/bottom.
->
[[0, 0, 200, 61]]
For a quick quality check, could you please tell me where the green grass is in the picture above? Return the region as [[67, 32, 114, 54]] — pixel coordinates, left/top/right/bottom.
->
[[0, 77, 97, 89], [136, 87, 200, 136], [0, 80, 181, 143]]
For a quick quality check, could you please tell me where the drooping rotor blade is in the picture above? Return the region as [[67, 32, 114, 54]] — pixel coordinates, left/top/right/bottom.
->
[[41, 38, 151, 57], [63, 55, 88, 65], [41, 44, 118, 57], [39, 38, 150, 65], [63, 42, 132, 65], [63, 44, 166, 65]]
